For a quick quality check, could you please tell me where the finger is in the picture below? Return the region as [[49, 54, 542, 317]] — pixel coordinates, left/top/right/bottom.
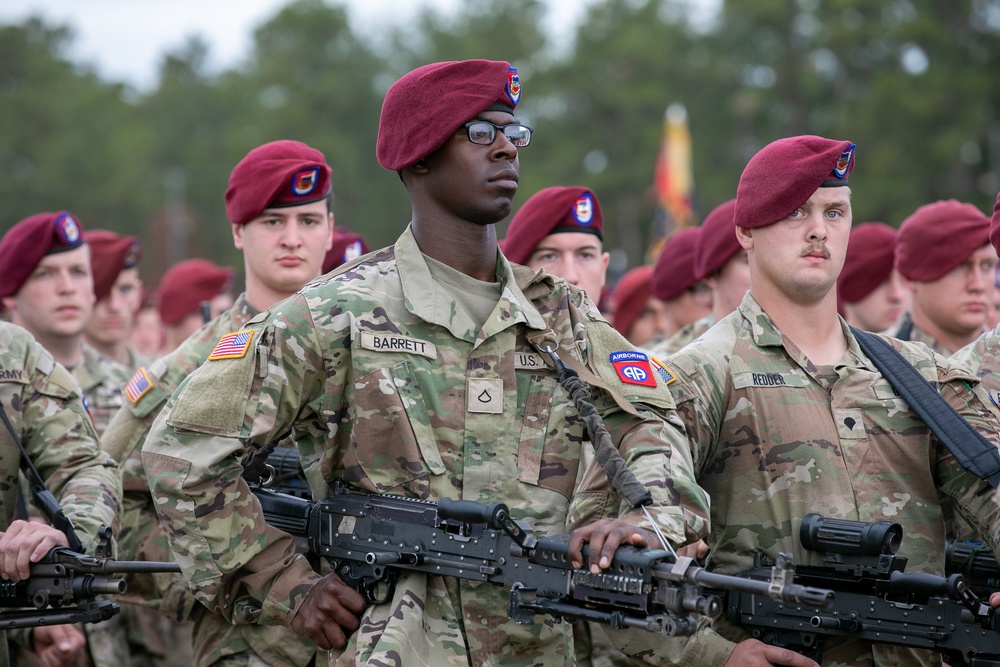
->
[[15, 533, 38, 581], [764, 645, 819, 667], [990, 591, 1000, 608], [567, 524, 596, 569], [598, 529, 634, 570]]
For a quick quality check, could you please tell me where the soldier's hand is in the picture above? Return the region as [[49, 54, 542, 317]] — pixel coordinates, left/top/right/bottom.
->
[[31, 623, 86, 667], [990, 591, 1000, 608], [0, 519, 69, 581], [677, 539, 709, 559], [724, 638, 819, 667], [567, 519, 661, 574], [290, 571, 366, 650]]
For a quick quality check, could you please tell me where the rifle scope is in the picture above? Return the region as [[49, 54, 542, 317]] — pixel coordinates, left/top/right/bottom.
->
[[800, 514, 902, 556]]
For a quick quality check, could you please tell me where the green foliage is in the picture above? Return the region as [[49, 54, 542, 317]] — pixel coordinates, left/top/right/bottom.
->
[[2, 0, 999, 276]]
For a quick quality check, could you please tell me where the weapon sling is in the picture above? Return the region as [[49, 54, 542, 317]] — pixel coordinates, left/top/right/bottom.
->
[[851, 327, 1000, 488], [0, 402, 85, 552]]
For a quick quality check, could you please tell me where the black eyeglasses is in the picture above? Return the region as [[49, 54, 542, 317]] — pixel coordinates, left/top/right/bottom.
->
[[464, 121, 533, 147]]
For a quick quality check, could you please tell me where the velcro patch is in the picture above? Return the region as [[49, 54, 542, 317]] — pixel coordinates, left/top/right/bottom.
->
[[514, 352, 546, 371], [610, 351, 657, 387], [125, 368, 153, 404], [649, 356, 677, 386], [360, 332, 437, 359], [208, 330, 254, 361]]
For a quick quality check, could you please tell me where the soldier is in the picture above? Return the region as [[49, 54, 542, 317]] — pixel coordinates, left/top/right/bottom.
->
[[611, 265, 666, 347], [102, 139, 335, 667], [644, 136, 1000, 667], [83, 229, 145, 369], [648, 199, 749, 356], [837, 222, 906, 333], [0, 321, 121, 667], [888, 200, 996, 353], [157, 259, 235, 354], [322, 228, 370, 273], [130, 287, 164, 359], [141, 59, 708, 666], [501, 185, 611, 304], [649, 226, 712, 343], [0, 211, 130, 436]]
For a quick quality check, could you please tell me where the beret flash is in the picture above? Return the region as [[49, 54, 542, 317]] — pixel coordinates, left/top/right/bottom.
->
[[323, 229, 371, 273], [85, 229, 141, 302], [838, 222, 897, 304], [652, 226, 702, 301], [694, 199, 739, 280], [0, 211, 86, 298], [377, 59, 521, 171], [225, 140, 332, 225], [896, 200, 990, 282], [501, 186, 603, 265], [735, 135, 856, 229]]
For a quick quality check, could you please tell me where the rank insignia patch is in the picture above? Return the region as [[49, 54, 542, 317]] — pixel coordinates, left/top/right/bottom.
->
[[610, 350, 657, 387], [125, 368, 153, 404], [649, 356, 677, 385], [208, 330, 254, 360]]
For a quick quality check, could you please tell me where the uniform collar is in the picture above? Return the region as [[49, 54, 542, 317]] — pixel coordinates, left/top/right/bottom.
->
[[228, 292, 259, 330], [395, 224, 546, 342]]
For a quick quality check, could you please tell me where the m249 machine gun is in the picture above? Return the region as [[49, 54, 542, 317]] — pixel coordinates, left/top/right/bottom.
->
[[0, 527, 181, 630], [729, 513, 1000, 666], [255, 482, 834, 637]]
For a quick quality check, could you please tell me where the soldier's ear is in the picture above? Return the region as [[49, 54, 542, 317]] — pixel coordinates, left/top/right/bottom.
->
[[735, 225, 754, 251]]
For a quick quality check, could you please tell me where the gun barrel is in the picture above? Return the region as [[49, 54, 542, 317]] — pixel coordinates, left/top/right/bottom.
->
[[85, 579, 128, 596], [102, 561, 182, 574], [696, 570, 835, 610]]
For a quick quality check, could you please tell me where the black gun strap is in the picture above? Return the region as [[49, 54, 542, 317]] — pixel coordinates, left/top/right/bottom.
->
[[851, 327, 1000, 489], [0, 401, 85, 550]]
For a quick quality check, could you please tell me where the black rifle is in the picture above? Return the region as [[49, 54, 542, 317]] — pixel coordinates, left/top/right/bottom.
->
[[0, 526, 182, 630], [729, 514, 1000, 666], [254, 482, 834, 636]]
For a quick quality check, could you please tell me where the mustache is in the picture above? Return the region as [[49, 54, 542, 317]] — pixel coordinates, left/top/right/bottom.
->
[[801, 244, 830, 259]]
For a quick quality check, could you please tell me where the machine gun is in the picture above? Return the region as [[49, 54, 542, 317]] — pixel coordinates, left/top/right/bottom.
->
[[0, 526, 182, 630], [729, 514, 1000, 666], [254, 482, 834, 636], [948, 538, 1000, 599]]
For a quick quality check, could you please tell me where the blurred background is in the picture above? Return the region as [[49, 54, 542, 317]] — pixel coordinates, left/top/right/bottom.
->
[[1, 0, 999, 285]]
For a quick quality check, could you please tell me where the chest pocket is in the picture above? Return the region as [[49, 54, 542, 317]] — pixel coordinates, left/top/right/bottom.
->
[[515, 370, 582, 501], [348, 360, 445, 497]]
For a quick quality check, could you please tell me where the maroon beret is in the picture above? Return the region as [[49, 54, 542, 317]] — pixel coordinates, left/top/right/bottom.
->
[[611, 265, 654, 336], [225, 140, 332, 225], [157, 259, 234, 325], [0, 211, 85, 298], [85, 229, 141, 302], [694, 199, 739, 279], [837, 223, 896, 304], [323, 229, 371, 273], [992, 189, 1000, 255], [376, 60, 521, 171], [501, 187, 603, 264], [735, 135, 856, 229], [896, 200, 990, 281], [652, 226, 702, 301]]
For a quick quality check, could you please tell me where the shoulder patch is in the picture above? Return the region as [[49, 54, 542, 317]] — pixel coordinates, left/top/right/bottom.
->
[[125, 368, 153, 404], [208, 330, 254, 361], [609, 350, 657, 387], [649, 356, 677, 385]]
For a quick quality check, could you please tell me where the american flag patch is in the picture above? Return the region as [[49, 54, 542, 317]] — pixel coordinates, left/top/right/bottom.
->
[[208, 330, 254, 361], [125, 368, 153, 404], [649, 356, 677, 386]]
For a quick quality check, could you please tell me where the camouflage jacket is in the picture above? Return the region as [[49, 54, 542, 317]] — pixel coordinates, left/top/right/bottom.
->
[[645, 313, 717, 357], [73, 343, 130, 436], [142, 225, 709, 667], [883, 311, 951, 354], [0, 324, 122, 667], [103, 293, 317, 667], [649, 293, 1000, 667]]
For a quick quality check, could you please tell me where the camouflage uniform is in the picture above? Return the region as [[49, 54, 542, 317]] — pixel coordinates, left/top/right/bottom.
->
[[103, 292, 318, 667], [646, 293, 1000, 667], [0, 322, 121, 667], [142, 226, 710, 667], [645, 313, 716, 357], [883, 311, 950, 354], [73, 344, 130, 436]]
